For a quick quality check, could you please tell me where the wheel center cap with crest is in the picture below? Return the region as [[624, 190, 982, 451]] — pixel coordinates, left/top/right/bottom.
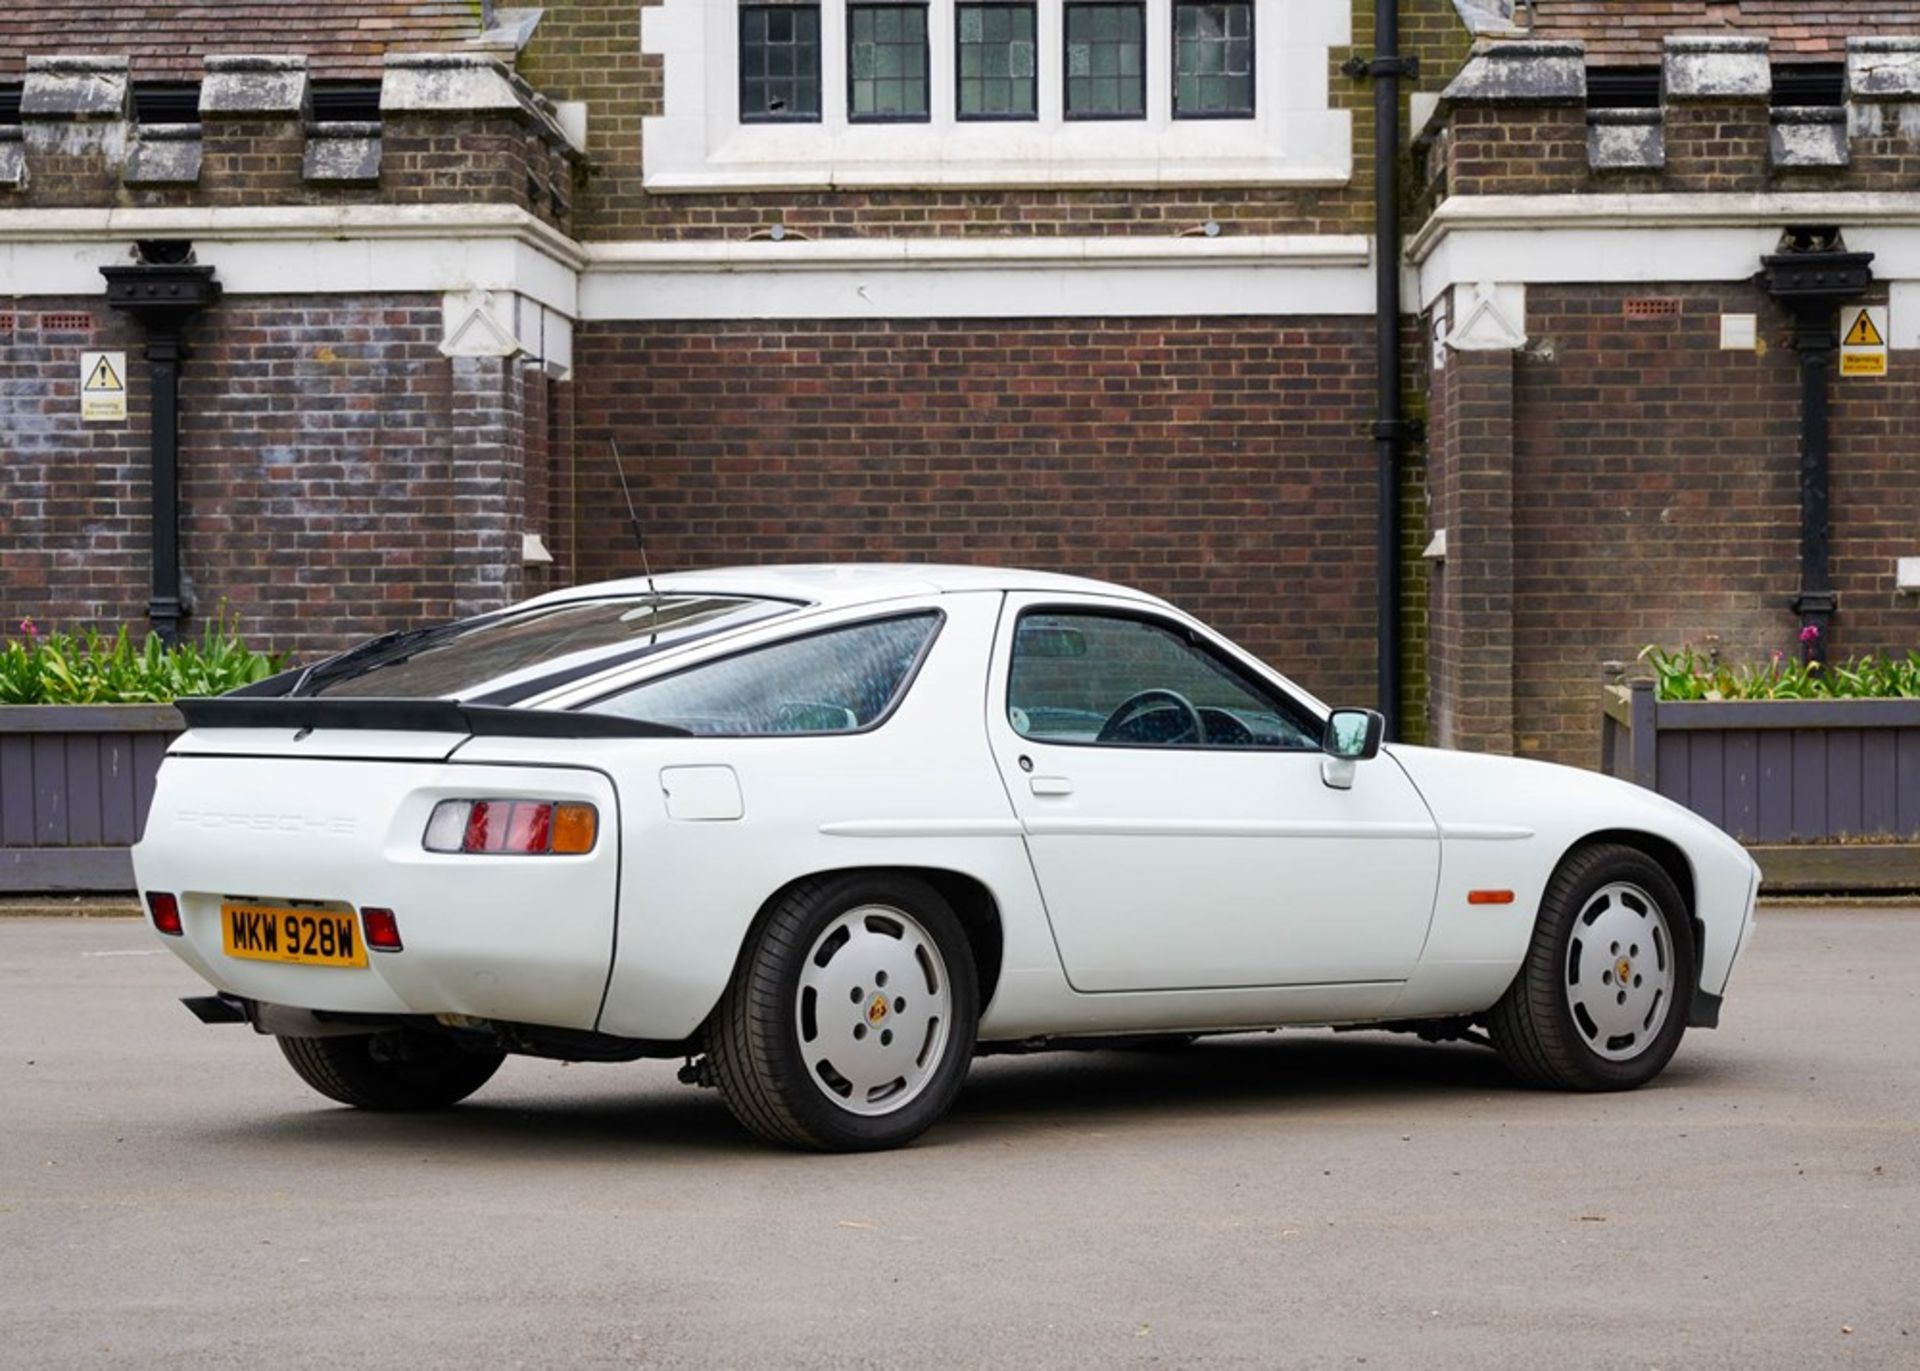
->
[[866, 993, 890, 1026]]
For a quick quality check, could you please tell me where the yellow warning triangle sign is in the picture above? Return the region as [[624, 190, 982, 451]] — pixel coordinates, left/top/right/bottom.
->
[[83, 354, 124, 392], [1843, 309, 1885, 348]]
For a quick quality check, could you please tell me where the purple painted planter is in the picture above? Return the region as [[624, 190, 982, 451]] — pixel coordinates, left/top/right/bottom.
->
[[0, 704, 182, 892], [1601, 681, 1920, 891]]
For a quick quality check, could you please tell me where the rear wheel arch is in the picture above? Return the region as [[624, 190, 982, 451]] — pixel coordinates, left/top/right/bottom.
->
[[733, 866, 1005, 1015]]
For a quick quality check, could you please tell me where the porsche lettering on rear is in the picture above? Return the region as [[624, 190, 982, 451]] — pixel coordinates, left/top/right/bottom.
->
[[175, 810, 359, 837], [132, 564, 1761, 1152]]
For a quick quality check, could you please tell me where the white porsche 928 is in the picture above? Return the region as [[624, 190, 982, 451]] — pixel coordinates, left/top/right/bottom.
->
[[134, 565, 1759, 1151]]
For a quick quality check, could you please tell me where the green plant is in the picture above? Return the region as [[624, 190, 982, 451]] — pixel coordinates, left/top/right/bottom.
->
[[0, 613, 283, 705], [1639, 643, 1920, 702]]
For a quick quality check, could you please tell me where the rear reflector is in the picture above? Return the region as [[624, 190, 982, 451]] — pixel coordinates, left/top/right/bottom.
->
[[424, 799, 598, 855], [362, 907, 403, 952], [1468, 890, 1516, 905], [147, 891, 183, 936]]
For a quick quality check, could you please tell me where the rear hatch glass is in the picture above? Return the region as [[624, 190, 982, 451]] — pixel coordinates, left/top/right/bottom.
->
[[300, 595, 791, 703]]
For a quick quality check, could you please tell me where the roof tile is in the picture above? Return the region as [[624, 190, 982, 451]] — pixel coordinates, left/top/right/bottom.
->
[[1530, 0, 1920, 65], [0, 2, 481, 80]]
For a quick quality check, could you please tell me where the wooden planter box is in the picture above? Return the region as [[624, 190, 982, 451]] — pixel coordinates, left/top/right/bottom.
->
[[1601, 681, 1920, 893], [0, 704, 182, 893]]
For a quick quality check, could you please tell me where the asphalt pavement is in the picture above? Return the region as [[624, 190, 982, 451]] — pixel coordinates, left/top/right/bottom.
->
[[2, 910, 1916, 1369]]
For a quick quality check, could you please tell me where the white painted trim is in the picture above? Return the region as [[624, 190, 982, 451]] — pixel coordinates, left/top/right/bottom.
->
[[639, 0, 1352, 191], [586, 233, 1368, 268], [0, 209, 1377, 321], [0, 204, 587, 263], [0, 205, 585, 315], [577, 234, 1377, 320], [1445, 281, 1526, 351], [1413, 191, 1920, 306], [1891, 282, 1920, 350]]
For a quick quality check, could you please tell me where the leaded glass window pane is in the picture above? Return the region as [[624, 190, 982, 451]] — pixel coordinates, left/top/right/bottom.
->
[[1173, 1, 1253, 117], [1065, 2, 1145, 119], [850, 3, 930, 121], [957, 3, 1037, 120], [740, 4, 822, 122]]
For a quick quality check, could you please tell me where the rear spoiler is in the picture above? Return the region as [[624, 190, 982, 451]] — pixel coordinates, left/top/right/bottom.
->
[[173, 697, 689, 739]]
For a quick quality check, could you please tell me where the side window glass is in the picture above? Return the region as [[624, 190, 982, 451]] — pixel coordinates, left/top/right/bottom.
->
[[1007, 612, 1317, 749], [587, 614, 939, 735]]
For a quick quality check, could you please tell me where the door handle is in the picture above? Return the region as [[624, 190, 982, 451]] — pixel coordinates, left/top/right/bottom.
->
[[1029, 776, 1074, 797]]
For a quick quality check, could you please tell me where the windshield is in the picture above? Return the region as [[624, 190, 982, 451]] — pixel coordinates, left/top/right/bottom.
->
[[309, 595, 791, 700]]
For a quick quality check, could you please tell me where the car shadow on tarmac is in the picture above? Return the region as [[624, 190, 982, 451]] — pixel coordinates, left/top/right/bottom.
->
[[183, 1031, 1713, 1159]]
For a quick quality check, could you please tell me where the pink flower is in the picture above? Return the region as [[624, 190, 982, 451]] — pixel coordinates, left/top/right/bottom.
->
[[17, 617, 36, 639], [1799, 624, 1821, 644]]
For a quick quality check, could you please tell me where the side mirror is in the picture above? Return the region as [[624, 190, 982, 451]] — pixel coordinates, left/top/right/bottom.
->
[[1321, 708, 1385, 790]]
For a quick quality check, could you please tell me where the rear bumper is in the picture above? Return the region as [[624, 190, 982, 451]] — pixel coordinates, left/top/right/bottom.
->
[[134, 754, 621, 1032]]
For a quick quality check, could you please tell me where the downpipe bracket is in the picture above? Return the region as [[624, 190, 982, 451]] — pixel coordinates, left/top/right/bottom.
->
[[1341, 55, 1421, 80]]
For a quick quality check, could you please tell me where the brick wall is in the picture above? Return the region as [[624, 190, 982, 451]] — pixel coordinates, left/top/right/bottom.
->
[[1426, 340, 1517, 754], [571, 316, 1387, 708], [0, 2, 480, 80], [1453, 282, 1920, 765], [518, 0, 1473, 242], [0, 304, 151, 631], [0, 293, 543, 659], [12, 111, 574, 230]]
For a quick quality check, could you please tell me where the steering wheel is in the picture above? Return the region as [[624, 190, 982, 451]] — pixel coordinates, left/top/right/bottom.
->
[[1097, 689, 1205, 745]]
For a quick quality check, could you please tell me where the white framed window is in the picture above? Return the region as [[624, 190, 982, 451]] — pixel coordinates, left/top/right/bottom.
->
[[849, 2, 933, 121], [640, 0, 1351, 190], [739, 3, 825, 122], [957, 2, 1038, 120]]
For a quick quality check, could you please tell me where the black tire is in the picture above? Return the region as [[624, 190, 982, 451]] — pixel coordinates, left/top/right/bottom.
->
[[707, 873, 980, 1152], [1488, 843, 1696, 1091], [277, 1031, 505, 1111]]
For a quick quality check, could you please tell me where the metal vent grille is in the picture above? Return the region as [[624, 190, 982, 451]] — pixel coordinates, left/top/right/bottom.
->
[[1623, 297, 1681, 319], [1587, 67, 1660, 110], [1772, 64, 1845, 109], [134, 83, 202, 123], [311, 82, 384, 123]]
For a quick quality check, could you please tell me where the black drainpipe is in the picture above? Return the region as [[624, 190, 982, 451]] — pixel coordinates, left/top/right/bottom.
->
[[1344, 1, 1417, 737], [1757, 229, 1872, 667], [103, 248, 222, 646]]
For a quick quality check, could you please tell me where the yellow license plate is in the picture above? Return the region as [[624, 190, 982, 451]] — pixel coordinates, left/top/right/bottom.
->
[[221, 903, 367, 968]]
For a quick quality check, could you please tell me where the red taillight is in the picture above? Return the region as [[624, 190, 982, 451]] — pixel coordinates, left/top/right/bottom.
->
[[147, 891, 183, 936], [362, 907, 403, 952], [425, 800, 597, 855], [461, 801, 495, 853]]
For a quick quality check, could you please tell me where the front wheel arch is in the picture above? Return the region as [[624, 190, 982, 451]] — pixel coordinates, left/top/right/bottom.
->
[[1553, 828, 1703, 1002]]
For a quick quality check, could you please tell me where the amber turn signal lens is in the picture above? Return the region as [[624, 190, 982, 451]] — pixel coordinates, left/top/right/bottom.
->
[[551, 803, 598, 855], [1467, 889, 1516, 905]]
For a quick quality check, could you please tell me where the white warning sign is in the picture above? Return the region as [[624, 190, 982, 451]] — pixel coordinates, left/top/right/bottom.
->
[[1840, 305, 1888, 378], [80, 350, 127, 422]]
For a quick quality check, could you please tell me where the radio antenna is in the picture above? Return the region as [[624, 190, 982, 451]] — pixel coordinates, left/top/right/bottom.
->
[[609, 439, 658, 602]]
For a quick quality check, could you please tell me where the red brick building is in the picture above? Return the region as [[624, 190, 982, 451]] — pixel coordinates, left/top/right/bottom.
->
[[2, 1, 1916, 765]]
